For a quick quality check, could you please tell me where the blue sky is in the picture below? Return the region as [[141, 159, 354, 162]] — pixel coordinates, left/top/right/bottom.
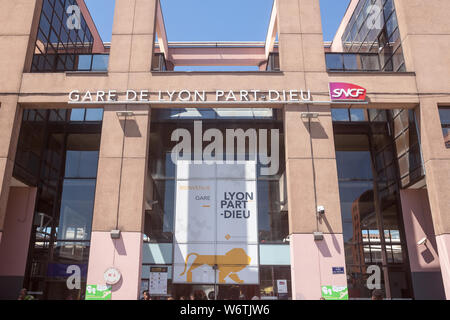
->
[[85, 0, 350, 43]]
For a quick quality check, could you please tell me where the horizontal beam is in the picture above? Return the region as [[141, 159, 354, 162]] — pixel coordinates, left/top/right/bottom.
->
[[265, 0, 278, 59], [156, 0, 169, 60], [155, 47, 272, 66]]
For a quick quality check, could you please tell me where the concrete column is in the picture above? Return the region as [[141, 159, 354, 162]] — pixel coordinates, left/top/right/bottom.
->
[[86, 0, 156, 300], [87, 104, 151, 300], [0, 187, 37, 299], [284, 105, 347, 300], [395, 0, 450, 299], [0, 0, 38, 243], [278, 0, 346, 299]]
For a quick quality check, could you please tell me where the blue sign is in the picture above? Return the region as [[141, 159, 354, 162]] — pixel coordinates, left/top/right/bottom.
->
[[332, 267, 345, 275], [47, 263, 88, 278]]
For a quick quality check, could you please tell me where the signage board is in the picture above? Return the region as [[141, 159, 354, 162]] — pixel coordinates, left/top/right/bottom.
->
[[277, 280, 288, 294], [173, 160, 259, 284], [329, 82, 367, 101], [85, 284, 112, 300], [149, 267, 168, 295], [332, 267, 345, 275], [321, 286, 349, 300]]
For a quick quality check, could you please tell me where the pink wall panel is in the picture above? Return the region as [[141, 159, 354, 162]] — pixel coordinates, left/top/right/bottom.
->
[[0, 187, 37, 277]]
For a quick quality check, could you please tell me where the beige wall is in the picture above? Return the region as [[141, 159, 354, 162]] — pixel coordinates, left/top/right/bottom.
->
[[394, 0, 450, 236], [0, 0, 39, 234]]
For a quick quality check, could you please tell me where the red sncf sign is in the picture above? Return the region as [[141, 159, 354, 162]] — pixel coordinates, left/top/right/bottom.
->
[[329, 83, 367, 101]]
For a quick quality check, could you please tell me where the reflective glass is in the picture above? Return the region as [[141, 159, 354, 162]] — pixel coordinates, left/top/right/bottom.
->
[[85, 108, 104, 121], [331, 109, 349, 121], [56, 179, 96, 241]]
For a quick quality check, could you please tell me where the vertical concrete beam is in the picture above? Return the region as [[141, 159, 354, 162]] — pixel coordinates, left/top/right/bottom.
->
[[0, 98, 24, 241], [0, 0, 38, 240], [109, 0, 157, 73], [279, 0, 346, 300], [395, 0, 450, 298], [284, 104, 346, 300], [87, 104, 151, 300], [87, 0, 157, 300]]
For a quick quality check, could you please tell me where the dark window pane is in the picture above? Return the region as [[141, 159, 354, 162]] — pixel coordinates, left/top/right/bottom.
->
[[343, 54, 358, 70], [325, 54, 344, 70], [439, 108, 450, 124]]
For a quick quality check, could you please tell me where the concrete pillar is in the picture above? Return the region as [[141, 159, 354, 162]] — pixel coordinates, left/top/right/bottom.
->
[[0, 0, 39, 243], [395, 0, 450, 299], [279, 0, 347, 300], [0, 187, 37, 299], [86, 105, 151, 300], [86, 0, 156, 300]]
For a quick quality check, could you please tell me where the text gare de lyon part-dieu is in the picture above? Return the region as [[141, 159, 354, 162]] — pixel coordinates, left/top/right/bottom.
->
[[68, 83, 368, 104], [68, 89, 313, 103]]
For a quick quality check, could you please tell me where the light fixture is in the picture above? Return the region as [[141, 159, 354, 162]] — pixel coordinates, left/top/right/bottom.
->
[[145, 200, 158, 211], [317, 205, 325, 216], [417, 237, 427, 246], [116, 111, 134, 117], [301, 112, 319, 119], [110, 229, 121, 239], [313, 231, 324, 241]]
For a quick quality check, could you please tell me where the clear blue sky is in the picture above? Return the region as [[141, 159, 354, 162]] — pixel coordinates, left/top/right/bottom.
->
[[85, 0, 350, 43]]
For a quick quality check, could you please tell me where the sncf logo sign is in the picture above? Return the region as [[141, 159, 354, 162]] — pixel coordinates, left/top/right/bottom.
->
[[329, 83, 367, 101]]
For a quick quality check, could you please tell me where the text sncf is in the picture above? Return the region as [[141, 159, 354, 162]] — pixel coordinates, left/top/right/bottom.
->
[[332, 88, 366, 99], [220, 192, 253, 219]]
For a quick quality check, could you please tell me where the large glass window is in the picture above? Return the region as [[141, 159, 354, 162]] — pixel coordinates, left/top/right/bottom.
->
[[144, 108, 290, 300], [438, 107, 450, 148], [338, 0, 405, 72], [13, 109, 102, 300], [333, 109, 413, 299]]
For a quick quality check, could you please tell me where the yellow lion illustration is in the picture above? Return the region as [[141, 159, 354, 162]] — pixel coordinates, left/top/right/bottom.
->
[[179, 248, 251, 283]]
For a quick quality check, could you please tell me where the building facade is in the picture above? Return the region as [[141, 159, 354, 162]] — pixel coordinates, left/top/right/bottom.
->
[[0, 0, 449, 300]]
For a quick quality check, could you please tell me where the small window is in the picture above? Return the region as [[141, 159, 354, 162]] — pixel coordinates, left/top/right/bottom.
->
[[438, 107, 450, 148]]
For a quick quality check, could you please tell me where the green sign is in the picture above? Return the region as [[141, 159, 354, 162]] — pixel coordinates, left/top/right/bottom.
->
[[85, 285, 112, 300], [321, 286, 349, 300]]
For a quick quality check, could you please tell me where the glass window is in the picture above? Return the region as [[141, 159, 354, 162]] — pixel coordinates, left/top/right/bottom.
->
[[56, 179, 96, 241], [70, 108, 86, 121], [325, 54, 344, 70], [438, 107, 449, 148], [331, 109, 349, 121], [343, 54, 359, 70], [350, 109, 367, 122], [85, 108, 104, 121], [92, 54, 110, 71], [334, 117, 412, 299]]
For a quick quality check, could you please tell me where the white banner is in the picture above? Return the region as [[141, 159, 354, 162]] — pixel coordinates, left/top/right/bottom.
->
[[173, 160, 258, 284]]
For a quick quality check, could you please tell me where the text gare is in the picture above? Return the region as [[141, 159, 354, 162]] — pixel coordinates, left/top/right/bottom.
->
[[219, 192, 254, 219]]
